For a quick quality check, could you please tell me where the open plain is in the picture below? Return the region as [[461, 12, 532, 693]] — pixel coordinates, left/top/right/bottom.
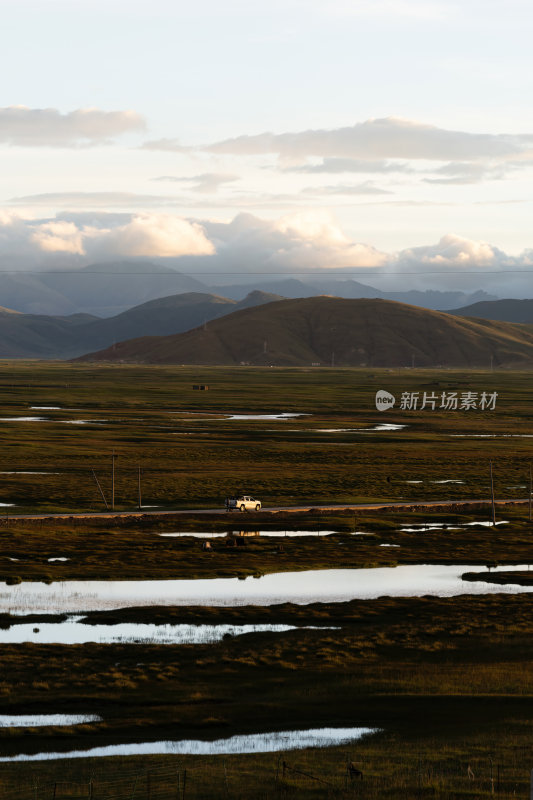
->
[[0, 363, 531, 798]]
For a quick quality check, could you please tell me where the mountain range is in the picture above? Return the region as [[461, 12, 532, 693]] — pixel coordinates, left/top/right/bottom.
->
[[0, 260, 496, 317], [76, 296, 533, 369], [450, 298, 533, 323], [0, 290, 282, 358]]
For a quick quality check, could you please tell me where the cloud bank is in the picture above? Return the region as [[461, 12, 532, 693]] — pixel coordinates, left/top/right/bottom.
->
[[1, 210, 533, 295], [0, 106, 145, 147], [0, 211, 214, 265], [203, 117, 530, 162]]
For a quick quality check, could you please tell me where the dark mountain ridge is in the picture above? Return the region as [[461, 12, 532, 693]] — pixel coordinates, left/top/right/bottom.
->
[[75, 296, 533, 369]]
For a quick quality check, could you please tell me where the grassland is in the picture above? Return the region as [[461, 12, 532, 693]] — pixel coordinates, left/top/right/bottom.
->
[[0, 505, 532, 583], [0, 362, 531, 514], [0, 594, 532, 797], [0, 363, 531, 798]]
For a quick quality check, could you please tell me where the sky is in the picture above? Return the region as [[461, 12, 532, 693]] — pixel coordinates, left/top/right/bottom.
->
[[1, 0, 533, 293]]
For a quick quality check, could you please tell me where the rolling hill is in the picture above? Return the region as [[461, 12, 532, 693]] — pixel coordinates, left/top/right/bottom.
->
[[75, 296, 533, 368], [450, 298, 533, 324], [0, 290, 283, 358]]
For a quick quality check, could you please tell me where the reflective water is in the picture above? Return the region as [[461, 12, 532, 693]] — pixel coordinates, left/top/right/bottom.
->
[[226, 413, 306, 421], [0, 715, 100, 728], [0, 417, 103, 425], [158, 530, 336, 538], [315, 424, 405, 433], [1, 565, 531, 614], [0, 726, 377, 761], [399, 520, 509, 532], [451, 434, 533, 438], [0, 620, 317, 645]]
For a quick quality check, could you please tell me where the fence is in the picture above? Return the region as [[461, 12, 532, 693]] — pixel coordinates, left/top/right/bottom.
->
[[0, 754, 531, 800]]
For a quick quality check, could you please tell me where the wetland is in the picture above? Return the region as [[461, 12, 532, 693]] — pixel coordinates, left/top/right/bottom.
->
[[0, 364, 531, 798]]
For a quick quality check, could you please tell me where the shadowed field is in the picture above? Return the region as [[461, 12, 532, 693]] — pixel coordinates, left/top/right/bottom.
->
[[0, 363, 531, 798], [0, 363, 531, 514]]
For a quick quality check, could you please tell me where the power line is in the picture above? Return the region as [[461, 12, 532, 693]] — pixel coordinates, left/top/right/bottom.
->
[[0, 268, 532, 277]]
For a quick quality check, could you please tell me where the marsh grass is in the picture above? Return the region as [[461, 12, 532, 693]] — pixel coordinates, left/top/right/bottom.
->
[[0, 506, 532, 582], [0, 364, 531, 797], [0, 363, 531, 514]]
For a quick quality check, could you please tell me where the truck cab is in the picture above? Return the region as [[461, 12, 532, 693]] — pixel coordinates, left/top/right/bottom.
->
[[225, 495, 261, 512]]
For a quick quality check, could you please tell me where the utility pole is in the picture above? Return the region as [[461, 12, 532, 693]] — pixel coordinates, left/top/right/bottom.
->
[[138, 465, 142, 511], [490, 460, 496, 527], [111, 450, 116, 511], [529, 464, 532, 522]]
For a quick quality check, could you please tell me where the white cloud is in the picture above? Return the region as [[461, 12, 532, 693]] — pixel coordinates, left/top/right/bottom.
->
[[2, 210, 533, 296], [423, 161, 512, 185], [0, 211, 214, 264], [199, 211, 388, 271], [302, 182, 393, 196], [85, 214, 215, 258], [30, 221, 85, 254], [10, 192, 185, 208], [0, 106, 145, 147], [286, 158, 413, 174], [394, 234, 516, 270], [203, 117, 529, 162], [152, 173, 240, 193]]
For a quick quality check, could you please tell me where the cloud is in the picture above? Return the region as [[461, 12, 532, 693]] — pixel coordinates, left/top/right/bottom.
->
[[198, 211, 388, 271], [0, 106, 145, 147], [302, 182, 393, 196], [286, 157, 413, 174], [423, 161, 512, 185], [85, 214, 215, 259], [3, 210, 533, 297], [204, 117, 529, 163], [152, 173, 240, 193], [10, 192, 185, 208], [394, 233, 514, 269], [0, 211, 214, 265], [30, 221, 86, 254]]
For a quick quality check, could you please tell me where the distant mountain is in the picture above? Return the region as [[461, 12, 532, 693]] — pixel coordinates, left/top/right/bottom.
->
[[0, 290, 284, 358], [450, 298, 533, 324], [0, 309, 100, 358], [75, 296, 533, 368], [209, 279, 496, 310], [0, 261, 207, 317], [37, 261, 206, 316], [233, 289, 284, 309], [0, 256, 498, 317]]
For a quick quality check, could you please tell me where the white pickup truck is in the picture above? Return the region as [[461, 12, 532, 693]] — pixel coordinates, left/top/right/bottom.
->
[[225, 495, 262, 512]]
